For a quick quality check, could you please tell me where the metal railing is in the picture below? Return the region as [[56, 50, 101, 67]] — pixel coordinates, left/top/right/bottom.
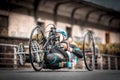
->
[[0, 43, 120, 70], [99, 54, 119, 70], [0, 43, 28, 69]]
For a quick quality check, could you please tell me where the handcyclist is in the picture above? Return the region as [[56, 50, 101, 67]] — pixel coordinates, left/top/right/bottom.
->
[[56, 28, 83, 58]]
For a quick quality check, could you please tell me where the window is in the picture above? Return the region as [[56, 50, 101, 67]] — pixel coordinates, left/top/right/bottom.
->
[[0, 15, 8, 36], [66, 27, 72, 37], [105, 32, 110, 44]]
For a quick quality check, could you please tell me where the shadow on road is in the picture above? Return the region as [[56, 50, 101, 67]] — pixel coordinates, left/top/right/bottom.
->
[[14, 69, 89, 73]]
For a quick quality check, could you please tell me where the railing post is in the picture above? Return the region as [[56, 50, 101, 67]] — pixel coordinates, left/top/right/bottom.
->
[[92, 55, 95, 70], [108, 56, 111, 70], [115, 57, 118, 70], [100, 55, 103, 70], [13, 46, 17, 69]]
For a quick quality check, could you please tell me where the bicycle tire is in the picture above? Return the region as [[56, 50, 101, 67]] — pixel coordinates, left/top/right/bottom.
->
[[29, 26, 45, 71], [83, 32, 95, 71]]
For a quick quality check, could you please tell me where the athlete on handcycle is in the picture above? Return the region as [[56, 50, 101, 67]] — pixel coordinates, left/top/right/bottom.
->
[[43, 28, 83, 69], [28, 25, 97, 71]]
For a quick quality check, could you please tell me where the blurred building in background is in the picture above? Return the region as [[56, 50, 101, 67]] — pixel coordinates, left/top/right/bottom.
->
[[0, 0, 120, 44]]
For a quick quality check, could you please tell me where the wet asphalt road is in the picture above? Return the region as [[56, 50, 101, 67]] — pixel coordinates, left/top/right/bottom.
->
[[0, 69, 120, 80]]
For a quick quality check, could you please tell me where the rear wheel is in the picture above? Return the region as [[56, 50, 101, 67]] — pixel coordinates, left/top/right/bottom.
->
[[83, 32, 95, 71], [29, 26, 45, 71]]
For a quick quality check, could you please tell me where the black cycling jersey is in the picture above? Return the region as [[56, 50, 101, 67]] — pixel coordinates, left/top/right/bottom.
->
[[70, 44, 83, 58]]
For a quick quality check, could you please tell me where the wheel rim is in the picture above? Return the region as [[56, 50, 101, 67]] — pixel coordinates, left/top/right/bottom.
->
[[83, 32, 95, 71], [29, 26, 45, 71]]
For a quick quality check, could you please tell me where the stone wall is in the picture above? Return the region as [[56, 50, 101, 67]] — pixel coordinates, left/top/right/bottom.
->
[[8, 12, 35, 38]]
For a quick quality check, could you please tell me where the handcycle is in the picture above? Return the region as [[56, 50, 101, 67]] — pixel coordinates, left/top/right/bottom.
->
[[28, 24, 97, 71]]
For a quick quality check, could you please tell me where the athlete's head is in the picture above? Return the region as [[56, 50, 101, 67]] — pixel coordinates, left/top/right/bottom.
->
[[56, 28, 68, 41]]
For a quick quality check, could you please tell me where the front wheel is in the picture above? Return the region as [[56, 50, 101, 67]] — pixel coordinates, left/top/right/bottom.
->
[[29, 26, 45, 71], [83, 32, 96, 71]]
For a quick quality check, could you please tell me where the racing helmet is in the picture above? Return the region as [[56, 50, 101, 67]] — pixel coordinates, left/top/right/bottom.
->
[[56, 28, 68, 40]]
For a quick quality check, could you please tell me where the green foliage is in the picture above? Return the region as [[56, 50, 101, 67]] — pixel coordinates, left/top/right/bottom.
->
[[74, 41, 120, 55], [97, 43, 120, 55]]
